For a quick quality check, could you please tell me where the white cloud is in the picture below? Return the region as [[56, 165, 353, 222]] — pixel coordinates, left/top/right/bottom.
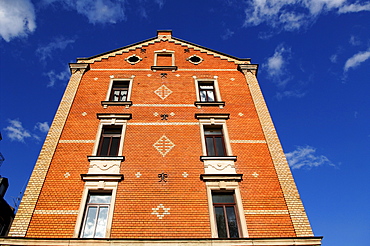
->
[[154, 0, 164, 9], [36, 37, 75, 62], [3, 119, 32, 142], [330, 54, 338, 63], [243, 0, 370, 31], [264, 44, 291, 86], [344, 49, 370, 71], [44, 67, 70, 87], [286, 145, 335, 169], [43, 0, 127, 24], [34, 122, 50, 133], [0, 0, 36, 42], [349, 35, 361, 46], [221, 29, 235, 40], [276, 90, 306, 100], [338, 2, 370, 13]]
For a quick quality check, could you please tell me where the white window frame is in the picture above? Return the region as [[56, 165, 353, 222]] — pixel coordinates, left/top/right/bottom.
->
[[153, 49, 175, 66], [198, 118, 233, 157], [73, 181, 118, 238], [205, 181, 248, 238], [92, 115, 130, 157], [105, 78, 134, 103], [193, 76, 222, 103]]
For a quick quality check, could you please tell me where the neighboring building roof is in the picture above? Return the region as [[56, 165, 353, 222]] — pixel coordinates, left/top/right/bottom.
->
[[76, 30, 251, 65]]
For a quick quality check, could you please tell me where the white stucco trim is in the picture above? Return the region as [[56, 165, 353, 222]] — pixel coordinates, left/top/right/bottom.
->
[[104, 76, 135, 102], [205, 181, 249, 238], [73, 181, 119, 238]]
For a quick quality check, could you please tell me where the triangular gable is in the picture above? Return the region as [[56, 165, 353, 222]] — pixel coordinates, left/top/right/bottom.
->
[[77, 30, 251, 65]]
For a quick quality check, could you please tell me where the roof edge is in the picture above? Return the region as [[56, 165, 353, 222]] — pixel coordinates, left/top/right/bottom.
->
[[76, 32, 251, 63]]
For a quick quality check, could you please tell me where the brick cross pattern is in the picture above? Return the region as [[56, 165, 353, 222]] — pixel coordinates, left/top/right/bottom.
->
[[153, 135, 175, 157], [151, 204, 170, 219], [154, 85, 172, 100]]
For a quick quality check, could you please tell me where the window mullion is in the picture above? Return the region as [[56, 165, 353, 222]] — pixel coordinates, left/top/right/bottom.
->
[[223, 205, 230, 238], [92, 205, 100, 237]]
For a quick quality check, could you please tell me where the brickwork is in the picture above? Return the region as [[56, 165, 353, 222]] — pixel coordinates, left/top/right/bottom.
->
[[239, 65, 313, 236], [8, 65, 88, 237], [9, 31, 318, 244]]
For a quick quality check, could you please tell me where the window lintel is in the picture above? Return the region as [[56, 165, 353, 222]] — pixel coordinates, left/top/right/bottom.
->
[[200, 156, 237, 162], [195, 113, 230, 120], [87, 156, 125, 162], [101, 101, 132, 107], [80, 174, 124, 182], [96, 113, 132, 120], [200, 174, 242, 182], [194, 101, 225, 107]]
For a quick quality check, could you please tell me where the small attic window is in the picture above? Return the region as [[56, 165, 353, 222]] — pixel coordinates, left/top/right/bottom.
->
[[187, 55, 203, 65], [151, 50, 177, 71], [125, 54, 142, 65]]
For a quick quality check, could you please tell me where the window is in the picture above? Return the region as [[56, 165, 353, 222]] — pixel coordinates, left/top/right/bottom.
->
[[199, 82, 216, 102], [97, 126, 122, 156], [204, 126, 226, 156], [110, 81, 129, 102], [156, 53, 173, 66], [152, 50, 177, 71], [212, 192, 240, 238], [193, 76, 224, 108], [80, 193, 111, 238]]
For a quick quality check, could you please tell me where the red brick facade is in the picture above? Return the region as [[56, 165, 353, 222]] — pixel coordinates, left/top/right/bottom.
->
[[5, 31, 321, 246]]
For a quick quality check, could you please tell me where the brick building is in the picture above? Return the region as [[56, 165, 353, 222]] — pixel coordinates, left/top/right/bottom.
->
[[3, 30, 322, 245]]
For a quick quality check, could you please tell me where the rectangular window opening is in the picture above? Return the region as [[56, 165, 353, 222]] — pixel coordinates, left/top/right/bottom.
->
[[212, 192, 240, 238], [156, 53, 173, 66], [97, 125, 122, 156], [80, 192, 112, 238], [110, 81, 129, 102], [204, 126, 226, 156], [199, 82, 216, 102]]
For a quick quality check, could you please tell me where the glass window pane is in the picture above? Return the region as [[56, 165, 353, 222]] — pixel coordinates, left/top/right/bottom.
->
[[204, 129, 222, 135], [109, 137, 120, 156], [212, 193, 235, 203], [207, 91, 215, 102], [89, 194, 111, 204], [81, 207, 97, 238], [99, 137, 110, 156], [205, 137, 215, 156], [215, 137, 225, 156], [200, 91, 207, 101], [94, 207, 109, 238], [226, 206, 239, 238], [215, 207, 227, 238], [200, 85, 214, 89]]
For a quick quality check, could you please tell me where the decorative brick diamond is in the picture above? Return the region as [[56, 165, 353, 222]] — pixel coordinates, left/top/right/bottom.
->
[[170, 112, 175, 116], [64, 172, 70, 178], [153, 135, 175, 157], [182, 172, 188, 178], [151, 204, 170, 219], [176, 74, 180, 77], [135, 172, 142, 178], [147, 74, 152, 77], [82, 112, 87, 116], [94, 77, 98, 81], [252, 172, 259, 177], [238, 112, 244, 116], [230, 78, 235, 81], [153, 112, 159, 116], [154, 85, 172, 100]]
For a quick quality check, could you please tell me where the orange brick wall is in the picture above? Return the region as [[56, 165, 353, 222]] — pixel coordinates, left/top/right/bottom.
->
[[25, 38, 297, 238]]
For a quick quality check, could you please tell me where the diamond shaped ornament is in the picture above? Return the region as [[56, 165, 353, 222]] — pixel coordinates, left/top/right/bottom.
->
[[153, 135, 175, 157], [154, 85, 172, 100]]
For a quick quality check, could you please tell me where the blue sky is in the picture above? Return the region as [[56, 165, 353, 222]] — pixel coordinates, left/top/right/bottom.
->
[[1, 0, 369, 244]]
